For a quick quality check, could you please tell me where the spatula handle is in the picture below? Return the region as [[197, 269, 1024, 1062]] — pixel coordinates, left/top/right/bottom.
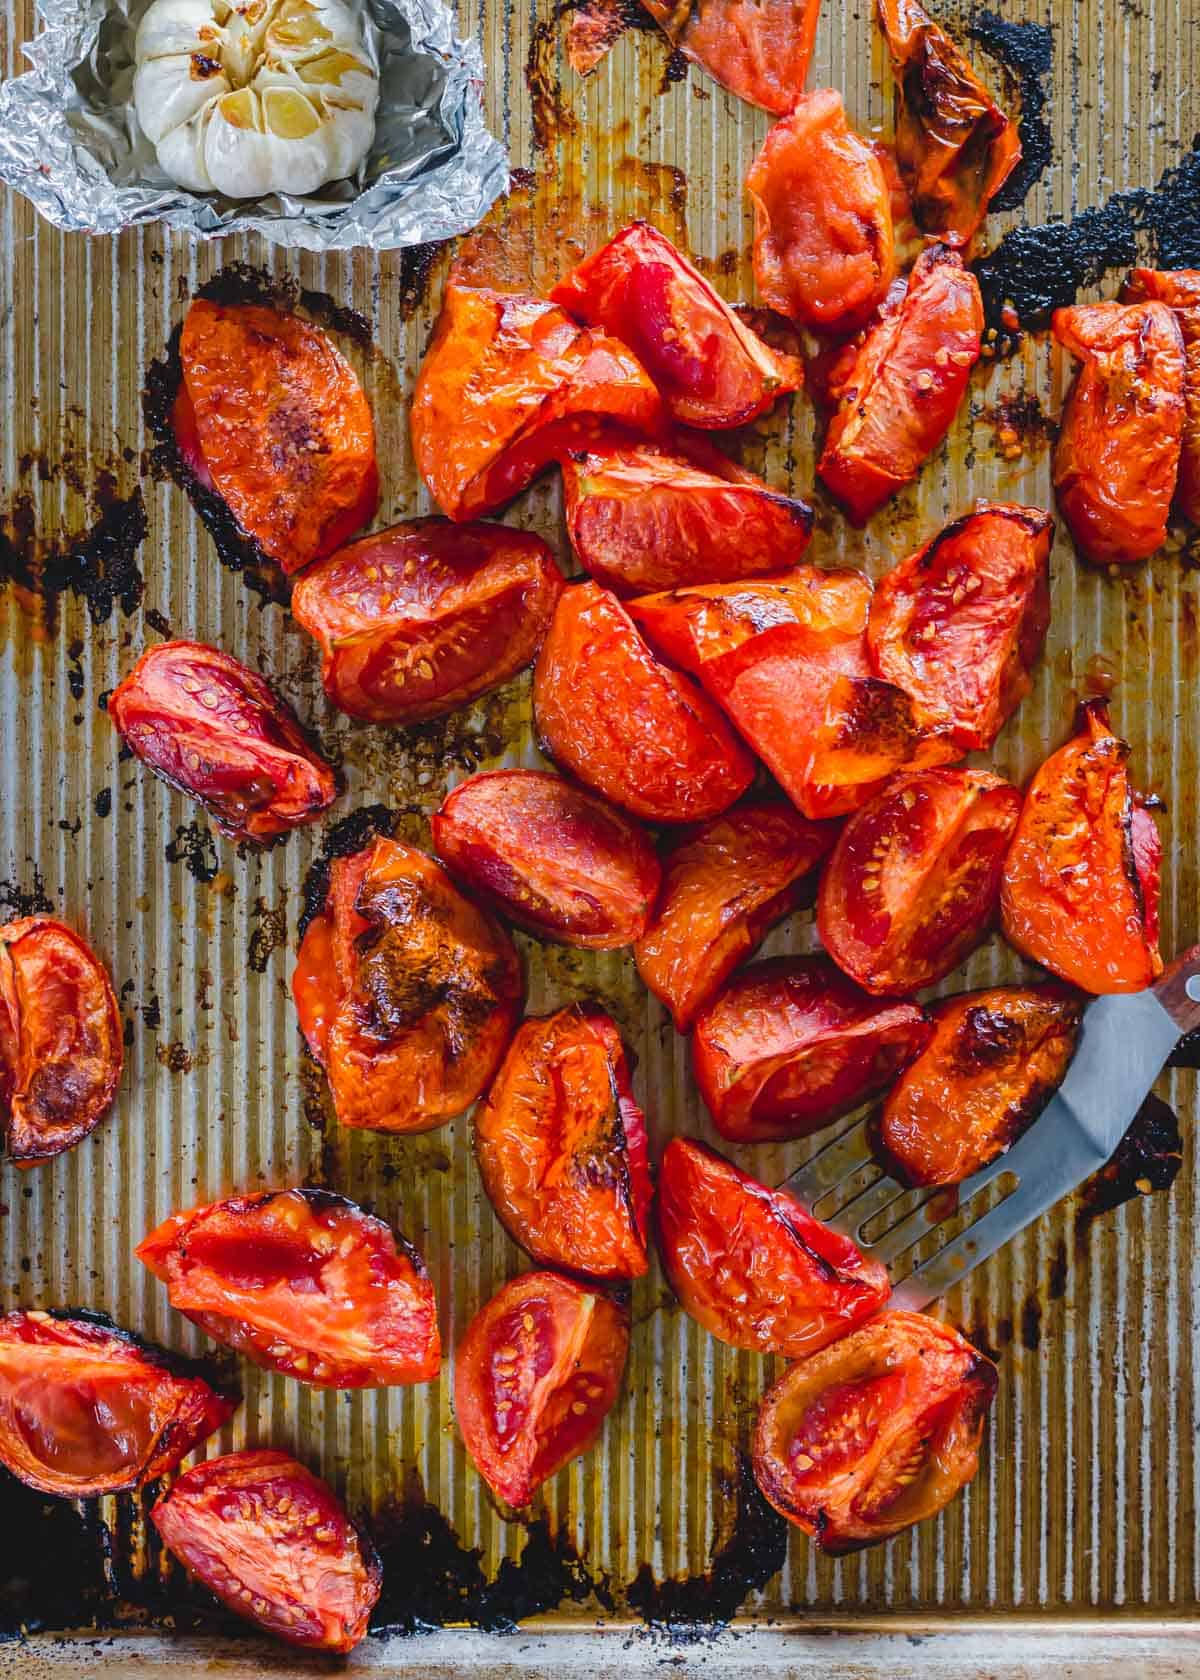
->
[[1153, 944, 1200, 1035]]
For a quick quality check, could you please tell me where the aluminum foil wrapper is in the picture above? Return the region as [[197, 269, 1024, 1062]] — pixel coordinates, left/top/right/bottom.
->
[[0, 0, 508, 247]]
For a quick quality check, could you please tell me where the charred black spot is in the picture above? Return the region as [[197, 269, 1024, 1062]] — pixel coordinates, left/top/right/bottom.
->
[[247, 895, 288, 975], [1021, 1299, 1042, 1351], [0, 869, 55, 919], [1075, 1091, 1183, 1233], [297, 804, 396, 943], [164, 822, 220, 886], [0, 478, 147, 632], [969, 11, 1053, 214], [93, 787, 112, 819]]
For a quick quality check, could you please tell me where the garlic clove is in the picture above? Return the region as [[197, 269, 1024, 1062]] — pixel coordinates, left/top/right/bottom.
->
[[134, 52, 229, 146], [155, 100, 220, 191], [136, 0, 227, 62]]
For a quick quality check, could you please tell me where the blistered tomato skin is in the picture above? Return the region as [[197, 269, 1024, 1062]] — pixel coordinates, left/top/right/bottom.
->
[[550, 221, 803, 429], [291, 521, 564, 725], [818, 768, 1022, 995], [0, 1310, 235, 1498], [454, 1272, 629, 1507], [638, 0, 821, 113], [152, 1450, 382, 1652], [1121, 268, 1200, 523], [109, 641, 338, 844], [137, 1187, 441, 1388], [433, 770, 661, 950], [634, 801, 837, 1030], [1000, 700, 1163, 993], [692, 955, 932, 1143], [753, 1310, 997, 1552], [657, 1140, 891, 1358], [474, 1006, 652, 1280]]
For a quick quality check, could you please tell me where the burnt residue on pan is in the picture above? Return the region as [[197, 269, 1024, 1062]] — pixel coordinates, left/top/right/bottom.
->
[[526, 6, 580, 154], [1074, 1092, 1184, 1232], [164, 821, 221, 886], [247, 894, 289, 975], [969, 11, 1054, 214], [0, 868, 55, 919], [0, 477, 149, 635], [297, 803, 397, 943], [977, 391, 1058, 461]]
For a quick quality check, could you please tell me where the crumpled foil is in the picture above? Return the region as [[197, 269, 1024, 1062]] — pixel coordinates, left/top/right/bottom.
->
[[0, 0, 508, 248]]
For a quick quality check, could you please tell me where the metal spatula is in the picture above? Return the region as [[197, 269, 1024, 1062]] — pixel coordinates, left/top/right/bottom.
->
[[780, 947, 1200, 1311]]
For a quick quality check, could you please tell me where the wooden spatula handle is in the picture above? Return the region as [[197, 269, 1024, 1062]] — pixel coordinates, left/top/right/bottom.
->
[[1153, 945, 1200, 1035]]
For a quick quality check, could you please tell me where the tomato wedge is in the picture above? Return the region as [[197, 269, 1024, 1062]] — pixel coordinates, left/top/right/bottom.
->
[[747, 89, 896, 334], [877, 0, 1021, 248], [176, 298, 377, 574], [1121, 268, 1200, 523], [152, 1450, 381, 1651], [866, 502, 1053, 752], [561, 435, 813, 596], [753, 1311, 997, 1552], [818, 245, 983, 525], [290, 520, 564, 725], [533, 581, 755, 823], [639, 0, 821, 113], [411, 282, 661, 521], [634, 801, 836, 1030], [138, 1187, 440, 1388], [0, 916, 122, 1166], [433, 770, 661, 949], [550, 221, 803, 429], [454, 1271, 628, 1506], [292, 837, 522, 1133], [0, 1309, 234, 1498], [818, 768, 1021, 994], [109, 640, 338, 843], [692, 955, 931, 1143], [1000, 700, 1163, 993], [1052, 300, 1185, 565], [657, 1139, 890, 1358]]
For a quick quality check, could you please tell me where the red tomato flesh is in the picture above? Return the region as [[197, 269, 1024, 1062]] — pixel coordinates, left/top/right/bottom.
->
[[639, 0, 821, 114], [1121, 267, 1200, 524]]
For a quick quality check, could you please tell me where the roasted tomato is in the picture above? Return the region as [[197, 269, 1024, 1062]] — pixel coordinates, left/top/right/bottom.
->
[[138, 1187, 440, 1387], [432, 770, 661, 949], [638, 0, 821, 113], [565, 0, 625, 73], [292, 837, 522, 1133], [175, 298, 377, 573], [657, 1139, 890, 1358], [1121, 268, 1200, 523], [818, 768, 1021, 994], [0, 1310, 234, 1498], [0, 916, 122, 1166], [533, 582, 755, 823], [817, 245, 983, 525], [629, 570, 942, 820], [747, 89, 896, 335], [454, 1271, 628, 1506], [1052, 300, 1185, 565], [152, 1450, 381, 1651], [109, 641, 338, 843], [693, 955, 931, 1142], [635, 802, 835, 1030], [1000, 700, 1163, 993], [291, 520, 564, 725], [866, 502, 1053, 752], [877, 0, 1021, 247], [411, 282, 661, 521], [561, 435, 813, 596], [550, 221, 802, 429], [871, 984, 1083, 1187], [474, 1006, 651, 1280], [753, 1310, 997, 1552]]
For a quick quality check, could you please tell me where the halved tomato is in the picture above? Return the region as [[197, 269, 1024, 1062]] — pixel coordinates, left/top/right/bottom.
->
[[561, 435, 813, 596], [1121, 268, 1200, 523], [474, 1006, 651, 1280], [818, 245, 983, 525], [870, 984, 1083, 1187], [0, 1309, 235, 1497], [1052, 300, 1185, 565], [866, 502, 1053, 752], [753, 1310, 997, 1552], [454, 1271, 628, 1506], [0, 916, 122, 1166], [692, 955, 931, 1142], [877, 0, 1021, 248], [533, 581, 755, 823], [137, 1187, 440, 1388], [290, 520, 564, 725], [109, 640, 338, 843], [747, 89, 896, 335], [565, 0, 625, 74], [639, 0, 821, 113], [411, 282, 661, 521], [152, 1449, 381, 1651], [292, 837, 522, 1133], [1000, 700, 1163, 993], [634, 801, 836, 1030], [817, 768, 1022, 994], [657, 1139, 890, 1358], [550, 221, 803, 429], [432, 770, 661, 949], [176, 298, 378, 574]]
